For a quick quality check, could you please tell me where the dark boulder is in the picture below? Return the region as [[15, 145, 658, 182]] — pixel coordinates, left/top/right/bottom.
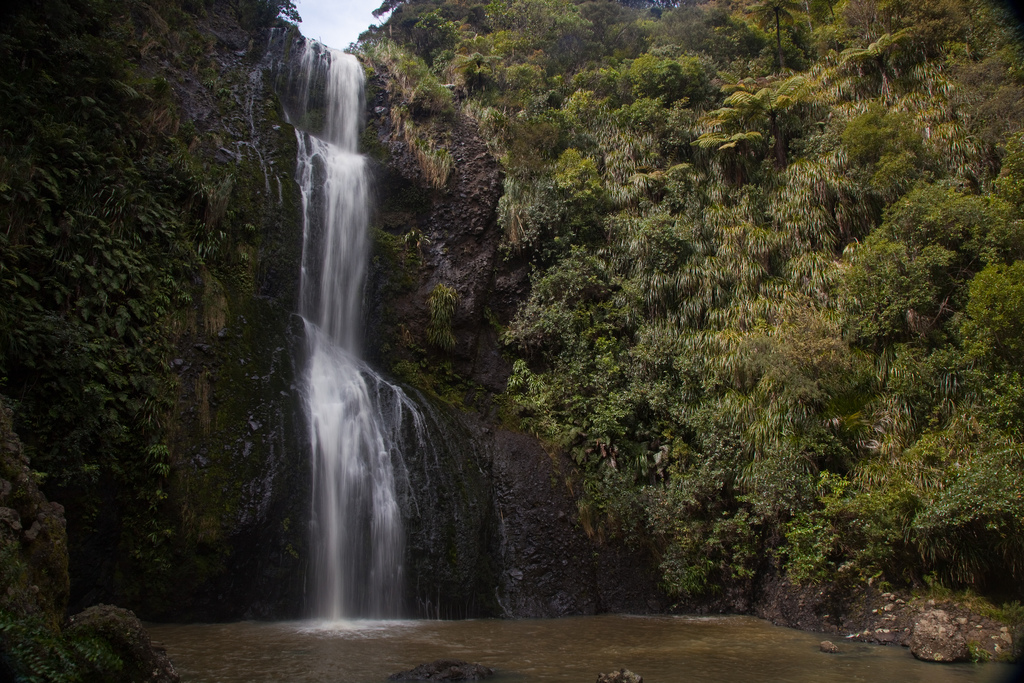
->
[[64, 604, 179, 682], [597, 669, 643, 683], [388, 659, 495, 681]]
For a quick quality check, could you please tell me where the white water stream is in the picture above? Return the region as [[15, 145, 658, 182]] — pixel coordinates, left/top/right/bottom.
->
[[289, 44, 414, 619]]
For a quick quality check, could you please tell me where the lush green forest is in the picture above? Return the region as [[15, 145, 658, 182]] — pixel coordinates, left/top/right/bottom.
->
[[362, 0, 1024, 603], [3, 0, 1024, 676]]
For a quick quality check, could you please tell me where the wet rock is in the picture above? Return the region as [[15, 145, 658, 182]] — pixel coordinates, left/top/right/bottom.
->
[[0, 399, 69, 630], [214, 146, 238, 163], [909, 610, 970, 662], [388, 659, 494, 681], [0, 506, 21, 531], [489, 430, 667, 618], [23, 519, 41, 541], [820, 640, 840, 653], [65, 604, 179, 682], [597, 669, 643, 683]]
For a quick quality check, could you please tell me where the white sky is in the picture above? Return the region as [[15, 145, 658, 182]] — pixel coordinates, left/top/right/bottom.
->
[[294, 0, 387, 51]]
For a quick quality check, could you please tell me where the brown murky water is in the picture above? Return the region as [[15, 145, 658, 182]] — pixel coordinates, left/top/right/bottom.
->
[[149, 614, 1012, 683]]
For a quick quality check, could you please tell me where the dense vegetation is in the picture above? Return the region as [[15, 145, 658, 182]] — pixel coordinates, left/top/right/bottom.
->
[[3, 0, 1024, 675], [0, 0, 302, 678], [362, 0, 1024, 603]]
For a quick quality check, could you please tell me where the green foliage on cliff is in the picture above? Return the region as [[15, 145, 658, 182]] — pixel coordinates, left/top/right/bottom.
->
[[427, 283, 461, 351], [366, 0, 1024, 600], [0, 0, 304, 624]]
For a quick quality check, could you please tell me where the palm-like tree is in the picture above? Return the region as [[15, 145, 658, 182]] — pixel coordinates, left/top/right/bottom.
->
[[838, 30, 912, 102], [453, 51, 500, 92], [749, 0, 803, 71], [695, 75, 810, 171]]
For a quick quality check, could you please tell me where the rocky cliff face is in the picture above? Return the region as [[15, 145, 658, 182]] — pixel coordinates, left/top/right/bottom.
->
[[363, 78, 523, 408], [359, 67, 667, 617], [487, 428, 667, 617], [59, 10, 311, 621], [387, 398, 667, 619], [151, 18, 309, 622], [52, 10, 664, 623]]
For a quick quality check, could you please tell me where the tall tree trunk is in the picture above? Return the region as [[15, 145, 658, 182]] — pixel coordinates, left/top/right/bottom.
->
[[879, 56, 889, 100], [771, 111, 786, 169], [775, 9, 785, 71]]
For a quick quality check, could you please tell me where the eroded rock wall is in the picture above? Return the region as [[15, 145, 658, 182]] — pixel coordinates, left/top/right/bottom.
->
[[153, 20, 309, 622], [363, 76, 525, 409], [489, 428, 666, 617]]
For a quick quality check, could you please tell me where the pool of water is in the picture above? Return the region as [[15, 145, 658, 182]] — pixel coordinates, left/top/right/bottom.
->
[[148, 614, 1012, 683]]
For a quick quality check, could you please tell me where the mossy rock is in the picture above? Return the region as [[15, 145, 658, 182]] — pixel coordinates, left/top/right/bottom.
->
[[65, 604, 179, 683], [0, 398, 69, 632]]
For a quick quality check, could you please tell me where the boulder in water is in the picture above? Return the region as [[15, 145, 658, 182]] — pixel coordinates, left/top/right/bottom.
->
[[388, 659, 495, 681], [820, 640, 840, 653], [597, 669, 643, 683]]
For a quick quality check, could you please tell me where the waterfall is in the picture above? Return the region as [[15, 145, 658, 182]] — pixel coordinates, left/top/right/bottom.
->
[[288, 43, 411, 619]]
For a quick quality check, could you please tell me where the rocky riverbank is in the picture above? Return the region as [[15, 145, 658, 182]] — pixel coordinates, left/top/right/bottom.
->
[[756, 575, 1019, 662]]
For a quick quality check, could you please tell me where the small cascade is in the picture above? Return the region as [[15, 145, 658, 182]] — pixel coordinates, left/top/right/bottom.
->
[[287, 42, 412, 619]]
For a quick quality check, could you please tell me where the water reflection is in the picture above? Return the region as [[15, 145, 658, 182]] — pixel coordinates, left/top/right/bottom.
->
[[148, 615, 1009, 683]]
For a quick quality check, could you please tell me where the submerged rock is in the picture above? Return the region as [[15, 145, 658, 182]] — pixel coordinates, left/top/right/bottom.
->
[[65, 604, 179, 682], [908, 609, 970, 662], [596, 669, 643, 683], [388, 659, 495, 681]]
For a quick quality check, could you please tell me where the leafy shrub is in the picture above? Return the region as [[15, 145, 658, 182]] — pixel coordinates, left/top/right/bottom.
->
[[0, 610, 121, 683], [427, 284, 460, 352], [962, 261, 1024, 371], [842, 105, 924, 198], [626, 53, 709, 106], [913, 440, 1024, 591]]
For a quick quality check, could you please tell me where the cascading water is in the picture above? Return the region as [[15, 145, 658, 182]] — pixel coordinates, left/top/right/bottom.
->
[[273, 35, 500, 621], [288, 43, 416, 620]]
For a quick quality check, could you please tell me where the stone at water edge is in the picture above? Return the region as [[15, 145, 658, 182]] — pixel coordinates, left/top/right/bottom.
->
[[820, 640, 840, 653], [908, 609, 970, 662], [388, 659, 495, 681], [596, 669, 643, 683], [65, 604, 179, 682]]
